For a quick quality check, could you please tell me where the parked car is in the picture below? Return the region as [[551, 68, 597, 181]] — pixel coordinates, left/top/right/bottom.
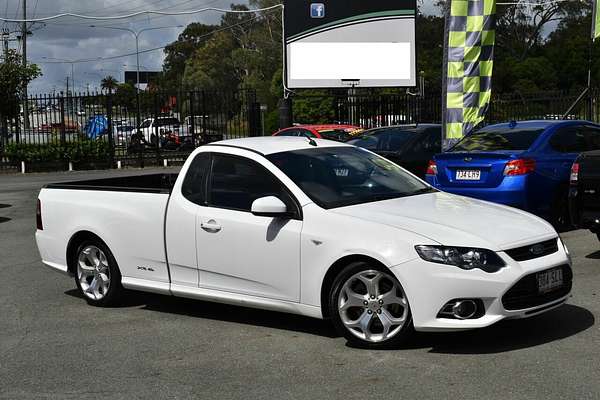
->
[[36, 137, 572, 348], [182, 115, 224, 145], [347, 124, 441, 178], [273, 124, 363, 142], [136, 116, 182, 147], [569, 150, 600, 242], [426, 120, 600, 227], [113, 124, 136, 146]]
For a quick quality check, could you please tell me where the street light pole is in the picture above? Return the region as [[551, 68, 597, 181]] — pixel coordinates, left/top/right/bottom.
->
[[88, 25, 183, 130]]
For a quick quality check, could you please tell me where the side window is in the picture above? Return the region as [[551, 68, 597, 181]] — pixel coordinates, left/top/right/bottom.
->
[[298, 129, 317, 138], [550, 127, 587, 153], [209, 154, 294, 213], [583, 126, 600, 151], [425, 128, 442, 153], [276, 129, 298, 137], [181, 153, 211, 205]]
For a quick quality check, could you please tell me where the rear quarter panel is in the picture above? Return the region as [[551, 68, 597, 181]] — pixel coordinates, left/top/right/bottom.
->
[[36, 188, 170, 283]]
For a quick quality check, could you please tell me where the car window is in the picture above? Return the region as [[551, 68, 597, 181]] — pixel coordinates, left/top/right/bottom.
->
[[583, 126, 600, 151], [267, 147, 431, 209], [550, 127, 587, 153], [209, 154, 294, 213], [156, 118, 180, 127], [181, 153, 211, 205], [318, 129, 352, 142], [140, 120, 152, 128], [276, 129, 299, 137], [348, 134, 380, 150], [452, 127, 544, 151], [299, 129, 317, 138]]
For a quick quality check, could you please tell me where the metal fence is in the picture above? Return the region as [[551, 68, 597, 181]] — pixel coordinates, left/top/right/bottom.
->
[[1, 88, 598, 173], [291, 89, 598, 128], [0, 88, 261, 172]]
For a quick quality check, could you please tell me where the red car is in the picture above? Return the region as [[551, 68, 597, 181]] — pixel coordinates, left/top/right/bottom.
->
[[273, 124, 363, 142]]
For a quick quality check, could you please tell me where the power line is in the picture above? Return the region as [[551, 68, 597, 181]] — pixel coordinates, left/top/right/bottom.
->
[[31, 10, 272, 65], [0, 4, 282, 22], [39, 0, 222, 29]]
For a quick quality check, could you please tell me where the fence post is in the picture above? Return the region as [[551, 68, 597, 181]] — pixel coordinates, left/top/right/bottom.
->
[[106, 90, 114, 167], [201, 90, 207, 140], [189, 91, 196, 148], [278, 97, 293, 129], [59, 93, 66, 147], [154, 92, 160, 166]]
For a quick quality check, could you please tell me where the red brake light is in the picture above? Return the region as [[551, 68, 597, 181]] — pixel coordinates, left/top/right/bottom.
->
[[426, 160, 437, 175], [570, 162, 580, 185], [36, 199, 43, 230], [503, 159, 535, 176]]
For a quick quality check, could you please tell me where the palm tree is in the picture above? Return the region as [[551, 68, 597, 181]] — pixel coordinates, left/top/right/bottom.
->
[[100, 75, 118, 93]]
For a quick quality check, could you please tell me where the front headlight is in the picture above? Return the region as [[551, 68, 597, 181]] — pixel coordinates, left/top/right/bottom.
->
[[559, 238, 572, 265], [415, 245, 506, 273]]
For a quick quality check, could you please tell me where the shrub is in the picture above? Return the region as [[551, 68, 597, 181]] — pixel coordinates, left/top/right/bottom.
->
[[4, 140, 112, 164]]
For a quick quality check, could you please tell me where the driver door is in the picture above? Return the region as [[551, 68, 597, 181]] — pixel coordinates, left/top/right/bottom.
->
[[196, 153, 302, 302]]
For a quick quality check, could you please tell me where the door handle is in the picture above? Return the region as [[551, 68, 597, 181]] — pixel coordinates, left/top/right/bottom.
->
[[201, 220, 222, 232]]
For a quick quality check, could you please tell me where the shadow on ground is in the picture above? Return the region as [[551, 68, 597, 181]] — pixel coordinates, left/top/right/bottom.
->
[[0, 203, 11, 209], [0, 217, 11, 223], [67, 288, 593, 353], [586, 251, 600, 260]]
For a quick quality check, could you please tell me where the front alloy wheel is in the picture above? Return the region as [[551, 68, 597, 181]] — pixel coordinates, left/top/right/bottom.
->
[[330, 263, 412, 348]]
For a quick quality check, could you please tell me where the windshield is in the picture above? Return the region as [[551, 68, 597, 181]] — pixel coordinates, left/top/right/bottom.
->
[[156, 118, 181, 127], [267, 147, 433, 209], [451, 127, 544, 152]]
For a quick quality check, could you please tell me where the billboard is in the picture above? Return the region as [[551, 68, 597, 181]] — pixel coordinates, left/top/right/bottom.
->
[[284, 0, 416, 89], [124, 71, 160, 86]]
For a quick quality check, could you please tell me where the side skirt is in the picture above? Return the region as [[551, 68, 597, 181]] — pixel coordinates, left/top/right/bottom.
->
[[120, 277, 323, 319]]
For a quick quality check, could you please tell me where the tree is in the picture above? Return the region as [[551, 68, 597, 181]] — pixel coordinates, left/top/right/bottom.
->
[[100, 76, 118, 93], [162, 23, 217, 89], [0, 49, 41, 123]]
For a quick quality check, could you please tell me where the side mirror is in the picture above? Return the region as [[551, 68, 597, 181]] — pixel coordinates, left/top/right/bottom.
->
[[251, 196, 291, 218]]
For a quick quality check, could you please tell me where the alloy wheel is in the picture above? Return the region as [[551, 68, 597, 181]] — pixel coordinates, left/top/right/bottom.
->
[[77, 245, 111, 301], [337, 269, 409, 343]]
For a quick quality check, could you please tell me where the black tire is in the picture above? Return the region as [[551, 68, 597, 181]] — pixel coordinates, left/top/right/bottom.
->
[[73, 239, 123, 307], [551, 189, 572, 232], [328, 261, 413, 349]]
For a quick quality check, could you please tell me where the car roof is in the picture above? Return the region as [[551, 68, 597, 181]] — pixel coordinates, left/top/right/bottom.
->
[[287, 124, 359, 131], [209, 136, 352, 155], [479, 120, 596, 130], [363, 123, 440, 133]]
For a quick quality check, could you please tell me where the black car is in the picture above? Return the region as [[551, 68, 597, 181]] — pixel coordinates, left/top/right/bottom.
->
[[347, 124, 441, 178], [569, 150, 600, 242]]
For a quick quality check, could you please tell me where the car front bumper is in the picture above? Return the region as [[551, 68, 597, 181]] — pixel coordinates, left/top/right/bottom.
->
[[391, 245, 572, 331]]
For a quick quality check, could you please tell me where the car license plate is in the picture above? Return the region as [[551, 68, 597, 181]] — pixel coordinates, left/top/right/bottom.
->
[[456, 170, 481, 180], [537, 268, 563, 293]]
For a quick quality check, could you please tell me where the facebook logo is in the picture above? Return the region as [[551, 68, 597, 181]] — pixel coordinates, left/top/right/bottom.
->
[[310, 3, 325, 18]]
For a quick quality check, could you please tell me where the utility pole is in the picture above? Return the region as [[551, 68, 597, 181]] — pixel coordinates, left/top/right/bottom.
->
[[22, 0, 29, 131]]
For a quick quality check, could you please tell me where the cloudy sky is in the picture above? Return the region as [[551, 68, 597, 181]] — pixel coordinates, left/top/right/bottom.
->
[[0, 0, 243, 94], [0, 0, 439, 94]]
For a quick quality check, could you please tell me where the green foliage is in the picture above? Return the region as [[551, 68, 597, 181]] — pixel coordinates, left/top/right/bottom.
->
[[4, 140, 111, 163], [101, 76, 118, 92], [0, 49, 41, 120]]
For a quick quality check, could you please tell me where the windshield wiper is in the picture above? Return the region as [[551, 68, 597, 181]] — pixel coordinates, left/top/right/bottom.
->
[[408, 187, 438, 196]]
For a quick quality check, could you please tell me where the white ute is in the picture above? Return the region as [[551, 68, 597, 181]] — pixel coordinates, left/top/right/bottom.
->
[[36, 137, 573, 348]]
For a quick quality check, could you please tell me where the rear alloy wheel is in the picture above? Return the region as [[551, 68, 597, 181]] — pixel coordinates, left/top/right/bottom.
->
[[329, 262, 412, 348], [74, 240, 123, 306]]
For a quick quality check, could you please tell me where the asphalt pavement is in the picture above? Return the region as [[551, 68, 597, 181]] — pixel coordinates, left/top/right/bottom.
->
[[0, 169, 599, 400]]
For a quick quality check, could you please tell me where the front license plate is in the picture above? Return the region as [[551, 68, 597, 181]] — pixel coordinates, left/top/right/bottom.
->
[[537, 268, 563, 293], [456, 169, 481, 180]]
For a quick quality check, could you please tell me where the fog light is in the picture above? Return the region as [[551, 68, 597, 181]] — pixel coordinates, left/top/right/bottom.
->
[[452, 300, 478, 319]]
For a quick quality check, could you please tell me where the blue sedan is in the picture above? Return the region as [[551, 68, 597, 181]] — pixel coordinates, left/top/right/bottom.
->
[[425, 120, 600, 227]]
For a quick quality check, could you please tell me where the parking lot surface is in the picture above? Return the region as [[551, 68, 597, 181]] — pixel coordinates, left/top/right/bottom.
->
[[1, 169, 599, 400]]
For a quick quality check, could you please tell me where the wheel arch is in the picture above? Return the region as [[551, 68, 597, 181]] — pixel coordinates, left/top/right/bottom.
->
[[66, 230, 109, 275], [320, 254, 392, 319]]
